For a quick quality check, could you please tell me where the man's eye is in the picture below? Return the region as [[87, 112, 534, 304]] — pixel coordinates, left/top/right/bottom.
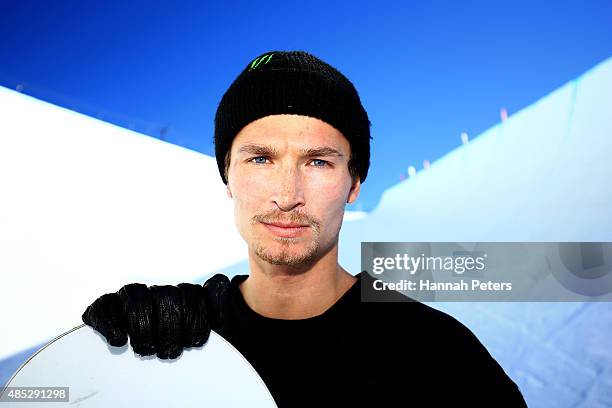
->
[[311, 159, 329, 167], [250, 156, 269, 164]]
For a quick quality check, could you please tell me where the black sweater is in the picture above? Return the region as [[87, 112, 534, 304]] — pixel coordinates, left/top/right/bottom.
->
[[212, 271, 527, 407]]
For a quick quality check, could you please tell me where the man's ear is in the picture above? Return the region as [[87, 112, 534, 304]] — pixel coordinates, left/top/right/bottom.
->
[[347, 177, 361, 204]]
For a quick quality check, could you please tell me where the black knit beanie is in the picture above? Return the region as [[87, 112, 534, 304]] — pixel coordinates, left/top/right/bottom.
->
[[214, 50, 372, 185]]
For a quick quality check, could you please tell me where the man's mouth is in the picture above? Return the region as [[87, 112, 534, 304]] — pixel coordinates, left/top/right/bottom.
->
[[261, 222, 309, 238]]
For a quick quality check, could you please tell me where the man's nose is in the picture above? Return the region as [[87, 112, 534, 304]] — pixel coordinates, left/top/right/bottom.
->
[[271, 164, 305, 211]]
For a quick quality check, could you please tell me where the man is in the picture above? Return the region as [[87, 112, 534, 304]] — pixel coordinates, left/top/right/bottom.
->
[[83, 51, 527, 407]]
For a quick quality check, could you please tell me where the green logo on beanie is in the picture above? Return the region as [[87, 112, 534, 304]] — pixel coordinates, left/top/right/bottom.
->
[[249, 53, 274, 71]]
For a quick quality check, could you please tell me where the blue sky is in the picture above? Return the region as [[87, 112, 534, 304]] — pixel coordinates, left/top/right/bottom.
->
[[1, 0, 611, 211]]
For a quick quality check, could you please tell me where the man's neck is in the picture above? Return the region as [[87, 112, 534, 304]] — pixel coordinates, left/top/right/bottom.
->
[[238, 247, 357, 320]]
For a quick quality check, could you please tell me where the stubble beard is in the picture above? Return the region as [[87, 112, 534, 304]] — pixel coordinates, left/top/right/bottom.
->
[[253, 226, 321, 266]]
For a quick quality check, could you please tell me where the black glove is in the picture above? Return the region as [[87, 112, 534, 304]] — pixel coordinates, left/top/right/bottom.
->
[[82, 274, 231, 359]]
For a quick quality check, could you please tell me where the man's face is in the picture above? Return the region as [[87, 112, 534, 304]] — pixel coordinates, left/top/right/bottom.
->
[[226, 114, 361, 268]]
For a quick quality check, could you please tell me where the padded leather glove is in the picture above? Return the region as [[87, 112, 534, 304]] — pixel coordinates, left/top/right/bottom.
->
[[82, 274, 230, 359]]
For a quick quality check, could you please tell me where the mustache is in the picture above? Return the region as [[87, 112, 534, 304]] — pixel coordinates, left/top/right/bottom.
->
[[253, 211, 319, 228]]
